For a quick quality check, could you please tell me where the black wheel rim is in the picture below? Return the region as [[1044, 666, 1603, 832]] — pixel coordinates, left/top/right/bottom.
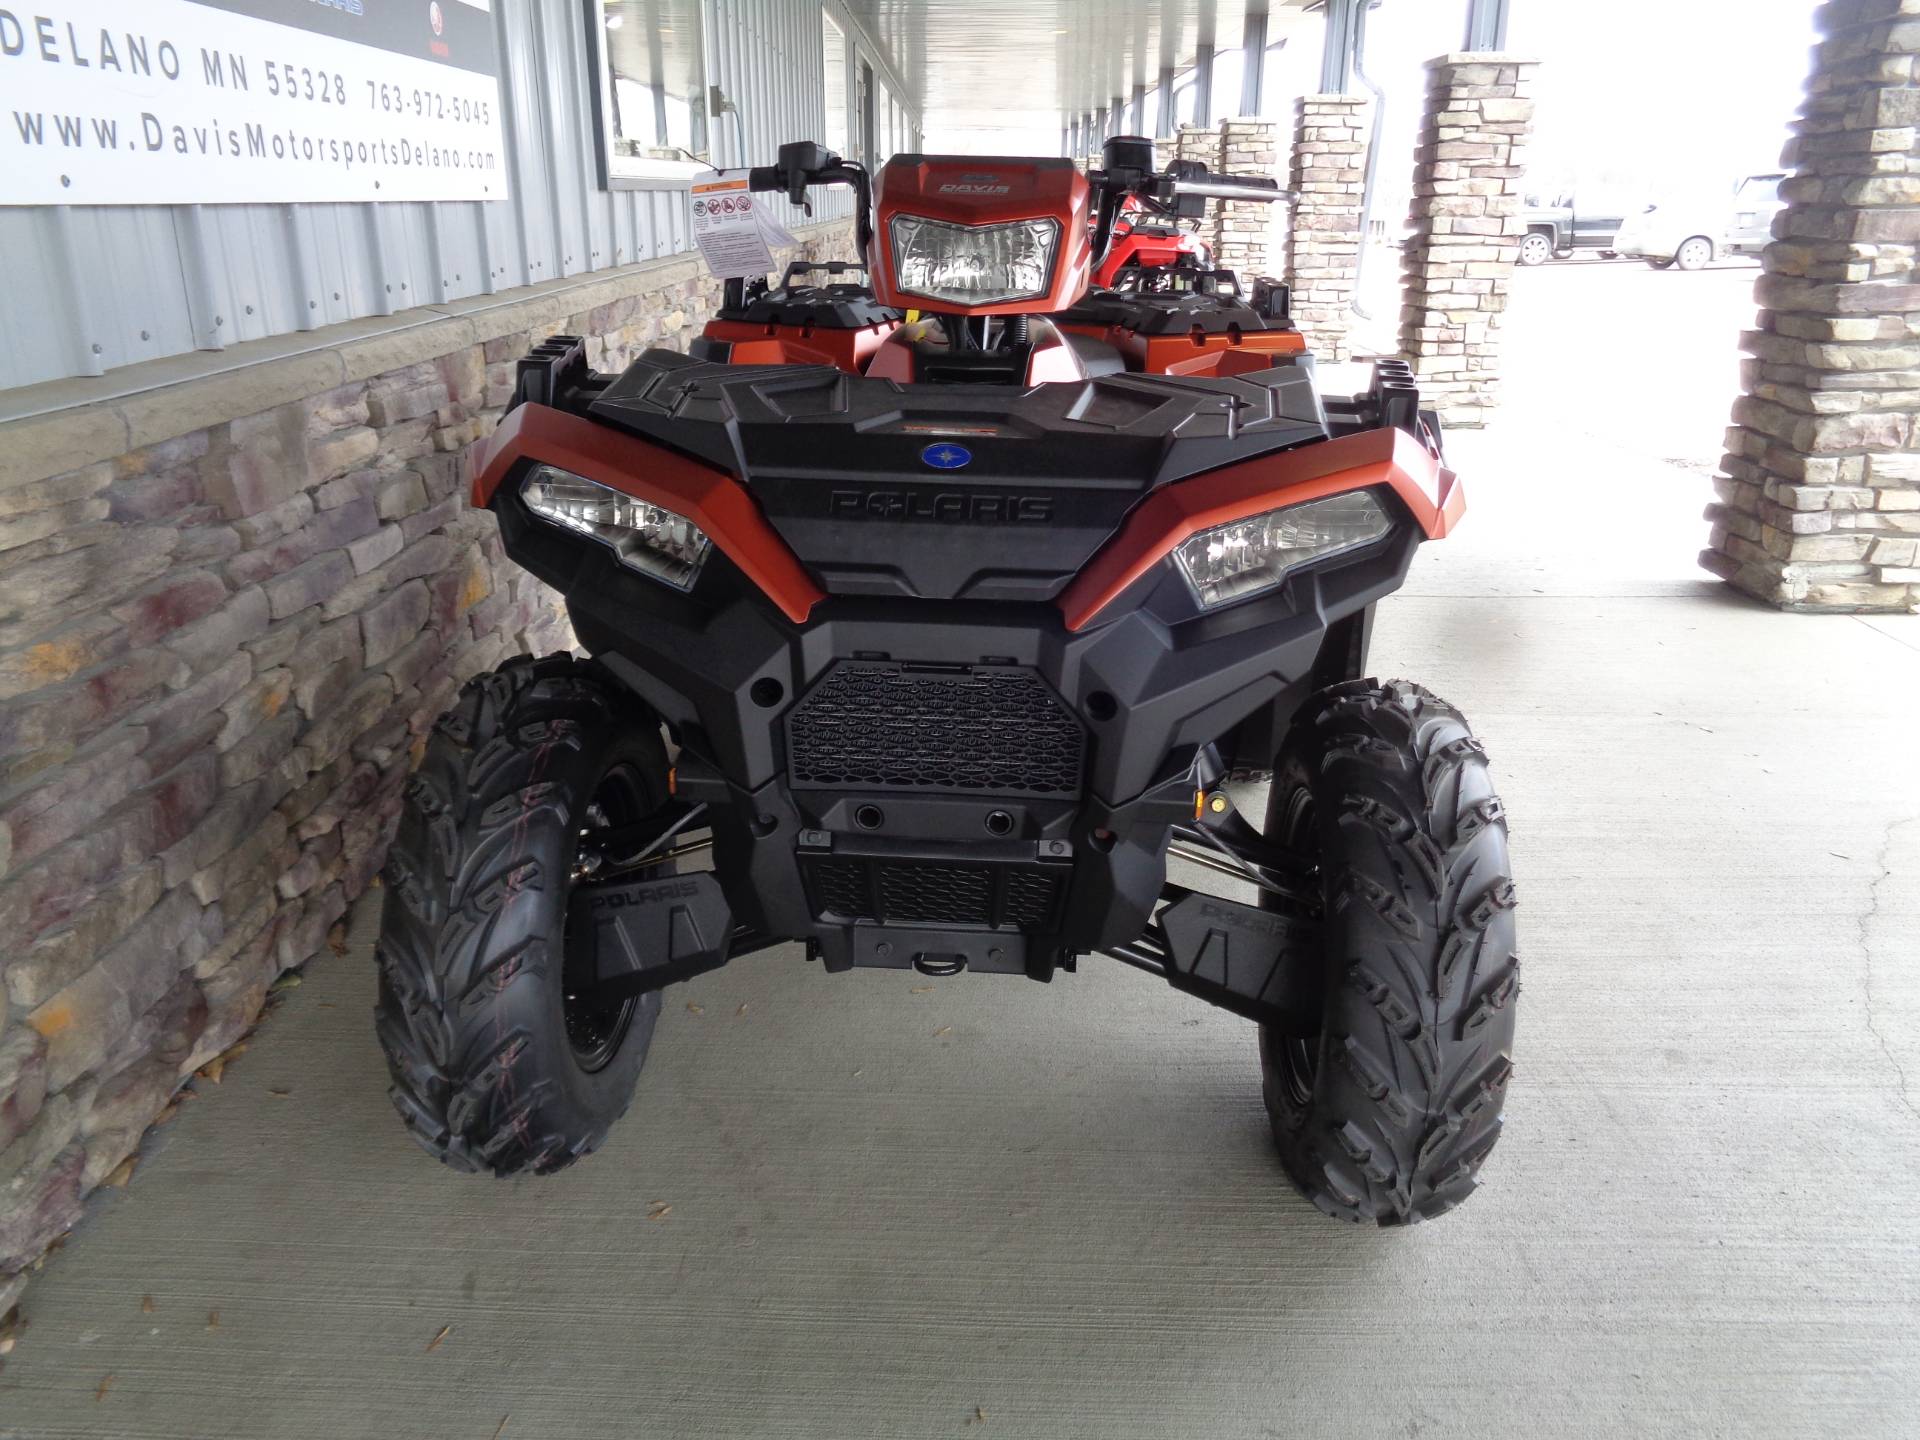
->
[[1274, 782, 1323, 1113], [561, 763, 648, 1073]]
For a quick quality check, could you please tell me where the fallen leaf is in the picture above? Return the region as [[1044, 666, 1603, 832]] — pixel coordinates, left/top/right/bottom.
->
[[851, 1069, 863, 1078], [206, 1310, 220, 1331], [140, 1296, 154, 1315], [154, 1102, 180, 1125], [198, 1058, 226, 1084], [0, 1335, 14, 1357], [426, 1324, 451, 1353], [101, 1157, 136, 1189], [267, 1088, 293, 1100], [685, 1002, 704, 1016], [492, 1417, 510, 1440], [96, 1374, 113, 1402], [317, 1002, 337, 1010], [968, 1406, 988, 1425], [269, 974, 303, 994], [326, 922, 350, 956], [647, 1202, 672, 1222], [911, 986, 934, 994], [734, 1003, 748, 1017], [933, 1025, 952, 1037]]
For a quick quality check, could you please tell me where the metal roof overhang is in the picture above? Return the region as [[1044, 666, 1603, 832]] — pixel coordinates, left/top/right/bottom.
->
[[843, 0, 1327, 151]]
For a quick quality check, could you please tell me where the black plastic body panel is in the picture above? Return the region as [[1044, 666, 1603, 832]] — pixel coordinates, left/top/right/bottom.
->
[[485, 340, 1435, 980], [586, 351, 1332, 601], [491, 476, 1418, 975]]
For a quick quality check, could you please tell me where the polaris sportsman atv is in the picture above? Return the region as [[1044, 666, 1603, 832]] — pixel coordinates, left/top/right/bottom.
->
[[375, 138, 1518, 1225]]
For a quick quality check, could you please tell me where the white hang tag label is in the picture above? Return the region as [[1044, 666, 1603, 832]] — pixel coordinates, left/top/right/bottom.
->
[[690, 171, 778, 279]]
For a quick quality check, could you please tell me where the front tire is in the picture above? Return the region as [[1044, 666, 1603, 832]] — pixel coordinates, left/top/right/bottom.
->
[[1517, 232, 1554, 267], [375, 654, 668, 1176], [1259, 680, 1518, 1224]]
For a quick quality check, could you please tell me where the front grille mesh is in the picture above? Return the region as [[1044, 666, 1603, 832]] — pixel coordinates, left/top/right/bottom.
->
[[804, 856, 1065, 932], [786, 662, 1085, 796]]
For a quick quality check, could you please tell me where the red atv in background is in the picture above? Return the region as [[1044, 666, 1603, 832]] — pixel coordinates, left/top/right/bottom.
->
[[1096, 192, 1215, 285], [374, 136, 1518, 1226], [1090, 158, 1231, 288]]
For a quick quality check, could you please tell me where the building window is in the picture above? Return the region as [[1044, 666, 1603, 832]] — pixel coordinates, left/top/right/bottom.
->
[[823, 13, 849, 155], [592, 0, 710, 189], [1210, 49, 1242, 123], [875, 77, 894, 160]]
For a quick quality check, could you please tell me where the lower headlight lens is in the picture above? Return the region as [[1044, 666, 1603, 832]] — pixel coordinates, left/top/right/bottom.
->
[[890, 215, 1059, 306], [520, 466, 711, 591], [1173, 491, 1392, 609]]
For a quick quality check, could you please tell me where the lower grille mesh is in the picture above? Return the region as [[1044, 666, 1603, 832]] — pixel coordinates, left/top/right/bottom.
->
[[786, 662, 1085, 795], [804, 856, 1065, 932]]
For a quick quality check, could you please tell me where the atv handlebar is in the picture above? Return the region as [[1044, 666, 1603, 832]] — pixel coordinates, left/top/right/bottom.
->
[[1085, 137, 1296, 264], [746, 141, 874, 270], [1164, 175, 1295, 205]]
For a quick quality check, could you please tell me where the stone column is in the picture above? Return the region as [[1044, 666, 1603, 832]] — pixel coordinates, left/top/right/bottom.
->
[[1218, 117, 1286, 280], [1175, 126, 1224, 258], [1285, 95, 1370, 360], [1703, 1, 1920, 612], [1398, 55, 1538, 426]]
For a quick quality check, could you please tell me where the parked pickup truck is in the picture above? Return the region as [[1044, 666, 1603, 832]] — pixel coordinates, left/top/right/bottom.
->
[[1519, 191, 1626, 265]]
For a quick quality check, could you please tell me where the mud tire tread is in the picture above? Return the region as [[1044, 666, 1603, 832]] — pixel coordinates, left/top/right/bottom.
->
[[373, 653, 665, 1177], [1261, 679, 1518, 1225]]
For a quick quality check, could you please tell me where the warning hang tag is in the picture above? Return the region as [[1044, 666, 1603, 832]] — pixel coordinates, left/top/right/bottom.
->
[[690, 170, 795, 279]]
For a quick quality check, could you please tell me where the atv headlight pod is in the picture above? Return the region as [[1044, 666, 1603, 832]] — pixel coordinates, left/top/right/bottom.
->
[[1173, 490, 1392, 609], [889, 214, 1059, 306], [520, 465, 711, 591]]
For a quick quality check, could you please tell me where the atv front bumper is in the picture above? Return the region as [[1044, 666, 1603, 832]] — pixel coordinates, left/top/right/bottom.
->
[[493, 486, 1421, 975]]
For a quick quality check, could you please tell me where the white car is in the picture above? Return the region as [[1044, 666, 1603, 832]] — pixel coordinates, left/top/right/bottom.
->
[[1611, 174, 1786, 270]]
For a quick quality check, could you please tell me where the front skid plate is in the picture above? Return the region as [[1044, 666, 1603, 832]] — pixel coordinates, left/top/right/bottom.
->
[[572, 869, 734, 993], [1156, 888, 1321, 1029], [573, 864, 1319, 1031]]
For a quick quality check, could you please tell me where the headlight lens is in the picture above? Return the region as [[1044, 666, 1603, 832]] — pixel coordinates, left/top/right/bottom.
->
[[520, 465, 711, 591], [889, 215, 1059, 305], [1173, 491, 1392, 609]]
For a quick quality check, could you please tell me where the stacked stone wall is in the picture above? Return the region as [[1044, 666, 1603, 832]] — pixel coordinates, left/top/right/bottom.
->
[[1398, 55, 1538, 426], [1286, 96, 1371, 361], [1704, 0, 1920, 611], [0, 226, 846, 1311], [1217, 118, 1287, 283], [1175, 126, 1226, 259]]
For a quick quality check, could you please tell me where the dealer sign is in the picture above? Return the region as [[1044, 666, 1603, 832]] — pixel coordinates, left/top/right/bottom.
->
[[1, 0, 507, 205]]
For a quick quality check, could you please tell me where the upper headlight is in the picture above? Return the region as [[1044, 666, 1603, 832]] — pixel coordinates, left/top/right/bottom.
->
[[1173, 491, 1392, 609], [889, 215, 1059, 306], [520, 465, 710, 591]]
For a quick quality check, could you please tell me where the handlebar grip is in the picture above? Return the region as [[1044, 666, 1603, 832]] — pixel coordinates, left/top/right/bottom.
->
[[746, 166, 784, 192], [1170, 176, 1290, 203]]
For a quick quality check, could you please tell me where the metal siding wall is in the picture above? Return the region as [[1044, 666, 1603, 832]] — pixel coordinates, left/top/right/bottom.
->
[[0, 0, 909, 393]]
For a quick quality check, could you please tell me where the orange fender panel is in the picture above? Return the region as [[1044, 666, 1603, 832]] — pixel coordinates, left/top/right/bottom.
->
[[1056, 426, 1462, 632], [470, 403, 825, 625], [699, 318, 900, 375]]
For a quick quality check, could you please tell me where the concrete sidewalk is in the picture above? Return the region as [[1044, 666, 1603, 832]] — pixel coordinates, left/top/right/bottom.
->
[[3, 360, 1918, 1434]]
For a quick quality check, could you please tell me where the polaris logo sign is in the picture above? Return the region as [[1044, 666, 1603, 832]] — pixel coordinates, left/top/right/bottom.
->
[[829, 488, 1054, 524]]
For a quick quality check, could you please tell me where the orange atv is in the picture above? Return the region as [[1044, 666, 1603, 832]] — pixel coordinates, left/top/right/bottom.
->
[[374, 136, 1516, 1227]]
